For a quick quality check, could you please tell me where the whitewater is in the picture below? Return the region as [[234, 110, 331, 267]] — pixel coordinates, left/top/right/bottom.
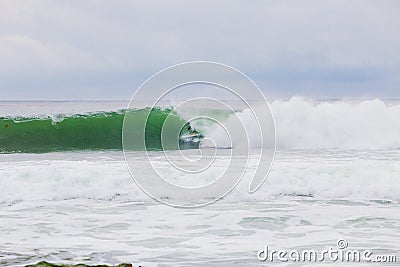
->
[[0, 98, 399, 266]]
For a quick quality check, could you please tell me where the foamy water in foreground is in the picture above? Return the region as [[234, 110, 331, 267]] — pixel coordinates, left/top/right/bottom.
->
[[1, 150, 399, 266], [1, 198, 400, 266]]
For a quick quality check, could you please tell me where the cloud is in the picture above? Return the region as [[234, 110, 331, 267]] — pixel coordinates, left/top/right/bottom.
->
[[0, 0, 399, 99], [0, 34, 107, 73]]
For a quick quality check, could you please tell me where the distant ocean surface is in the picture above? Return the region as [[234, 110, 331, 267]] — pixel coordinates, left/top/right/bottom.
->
[[0, 98, 399, 266]]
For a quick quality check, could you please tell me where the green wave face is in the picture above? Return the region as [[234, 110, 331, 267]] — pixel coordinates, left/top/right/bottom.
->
[[0, 108, 197, 153]]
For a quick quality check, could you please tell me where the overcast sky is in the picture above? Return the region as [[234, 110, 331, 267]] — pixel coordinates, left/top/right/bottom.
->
[[0, 0, 399, 100]]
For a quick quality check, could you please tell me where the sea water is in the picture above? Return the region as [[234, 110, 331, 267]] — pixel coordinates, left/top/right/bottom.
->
[[0, 99, 399, 266]]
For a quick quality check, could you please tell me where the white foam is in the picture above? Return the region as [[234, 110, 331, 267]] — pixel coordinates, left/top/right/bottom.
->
[[273, 97, 400, 149], [1, 150, 399, 203], [204, 97, 400, 150]]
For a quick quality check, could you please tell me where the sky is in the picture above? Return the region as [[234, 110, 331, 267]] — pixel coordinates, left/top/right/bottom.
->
[[0, 0, 399, 100]]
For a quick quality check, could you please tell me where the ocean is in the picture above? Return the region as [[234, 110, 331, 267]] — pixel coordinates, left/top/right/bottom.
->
[[0, 98, 399, 266]]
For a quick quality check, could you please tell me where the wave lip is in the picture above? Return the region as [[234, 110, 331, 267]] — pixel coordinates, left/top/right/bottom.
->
[[0, 108, 197, 153]]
